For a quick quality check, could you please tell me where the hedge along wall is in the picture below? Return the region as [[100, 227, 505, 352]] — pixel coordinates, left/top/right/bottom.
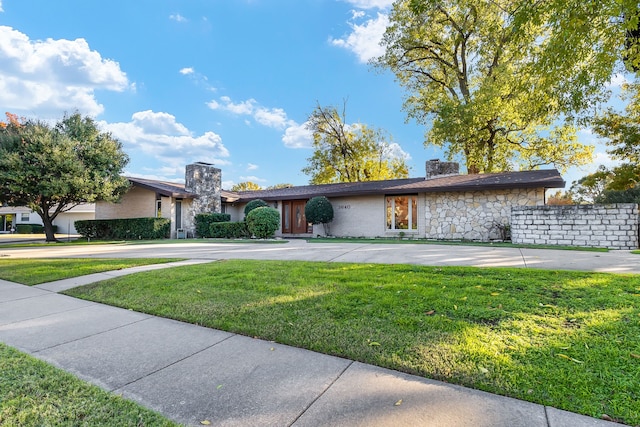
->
[[511, 204, 639, 250], [75, 218, 171, 240]]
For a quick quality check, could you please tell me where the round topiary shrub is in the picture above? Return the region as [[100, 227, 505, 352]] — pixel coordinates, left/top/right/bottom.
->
[[246, 206, 280, 239], [305, 196, 334, 235], [244, 199, 269, 217]]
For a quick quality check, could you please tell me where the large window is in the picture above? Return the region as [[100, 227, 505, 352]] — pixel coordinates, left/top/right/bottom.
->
[[386, 195, 417, 231]]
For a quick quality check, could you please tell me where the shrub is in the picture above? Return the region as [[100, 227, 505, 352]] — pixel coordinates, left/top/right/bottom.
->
[[595, 186, 640, 204], [15, 224, 32, 234], [246, 207, 280, 239], [75, 218, 170, 240], [194, 213, 231, 237], [305, 196, 334, 225], [209, 221, 250, 238], [244, 199, 268, 217]]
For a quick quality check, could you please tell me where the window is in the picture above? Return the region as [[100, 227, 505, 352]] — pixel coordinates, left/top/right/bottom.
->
[[20, 213, 30, 222], [156, 200, 162, 218], [175, 199, 182, 229], [386, 195, 417, 231]]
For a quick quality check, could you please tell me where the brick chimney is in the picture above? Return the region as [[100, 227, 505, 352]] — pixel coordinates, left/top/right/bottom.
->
[[425, 159, 459, 179]]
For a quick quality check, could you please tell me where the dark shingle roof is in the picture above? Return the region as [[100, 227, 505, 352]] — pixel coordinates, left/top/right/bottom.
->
[[127, 177, 194, 199], [232, 169, 565, 202], [127, 177, 239, 202]]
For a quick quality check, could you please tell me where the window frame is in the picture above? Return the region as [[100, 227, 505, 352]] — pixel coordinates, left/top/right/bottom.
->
[[385, 194, 418, 232]]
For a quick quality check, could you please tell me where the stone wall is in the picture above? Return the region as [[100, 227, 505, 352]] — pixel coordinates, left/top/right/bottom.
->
[[424, 188, 544, 241], [511, 204, 639, 250]]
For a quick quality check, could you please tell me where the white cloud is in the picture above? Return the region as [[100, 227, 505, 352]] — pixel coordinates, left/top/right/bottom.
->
[[208, 95, 312, 148], [608, 73, 630, 88], [100, 110, 230, 174], [0, 26, 130, 117], [282, 122, 313, 148], [179, 67, 194, 75], [247, 163, 259, 171], [343, 0, 394, 9], [330, 12, 389, 63], [169, 14, 188, 23], [254, 107, 290, 129], [385, 142, 411, 160], [240, 175, 268, 183], [0, 1, 4, 12]]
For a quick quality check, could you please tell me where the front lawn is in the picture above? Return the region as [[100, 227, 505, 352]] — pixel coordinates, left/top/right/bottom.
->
[[65, 260, 640, 425], [0, 258, 182, 285], [0, 343, 178, 426]]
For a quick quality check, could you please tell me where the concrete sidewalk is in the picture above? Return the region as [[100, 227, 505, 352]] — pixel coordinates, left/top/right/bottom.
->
[[0, 260, 623, 426]]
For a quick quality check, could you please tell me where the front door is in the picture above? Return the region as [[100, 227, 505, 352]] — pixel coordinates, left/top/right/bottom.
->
[[282, 200, 312, 234]]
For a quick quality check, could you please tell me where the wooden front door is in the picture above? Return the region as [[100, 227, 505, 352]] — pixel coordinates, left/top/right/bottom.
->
[[282, 200, 312, 234]]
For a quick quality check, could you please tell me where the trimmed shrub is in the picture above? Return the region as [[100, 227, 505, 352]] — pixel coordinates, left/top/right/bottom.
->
[[75, 218, 170, 240], [305, 196, 334, 225], [209, 221, 250, 239], [15, 224, 32, 234], [244, 199, 268, 217], [246, 207, 280, 239], [195, 213, 231, 237], [14, 224, 58, 234]]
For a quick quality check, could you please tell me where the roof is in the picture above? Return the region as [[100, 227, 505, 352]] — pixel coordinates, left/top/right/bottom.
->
[[127, 177, 194, 199], [232, 169, 566, 202], [127, 177, 239, 203]]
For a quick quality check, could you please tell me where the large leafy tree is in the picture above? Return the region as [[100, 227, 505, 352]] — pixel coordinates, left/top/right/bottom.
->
[[302, 102, 409, 184], [0, 112, 129, 241], [231, 181, 262, 191], [375, 0, 638, 174], [572, 81, 640, 203]]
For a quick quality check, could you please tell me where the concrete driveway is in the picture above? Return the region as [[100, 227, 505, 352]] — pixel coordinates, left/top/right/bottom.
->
[[1, 239, 638, 274]]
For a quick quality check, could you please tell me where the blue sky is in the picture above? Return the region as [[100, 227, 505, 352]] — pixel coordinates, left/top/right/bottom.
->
[[0, 0, 627, 190]]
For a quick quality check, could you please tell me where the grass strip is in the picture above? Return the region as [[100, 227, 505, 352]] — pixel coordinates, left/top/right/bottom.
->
[[64, 260, 640, 425], [0, 258, 183, 285], [307, 237, 609, 252], [0, 343, 178, 426]]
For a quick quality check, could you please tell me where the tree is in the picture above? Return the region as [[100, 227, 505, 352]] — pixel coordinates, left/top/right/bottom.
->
[[374, 0, 640, 174], [266, 183, 293, 190], [243, 199, 268, 217], [546, 191, 575, 206], [305, 196, 334, 235], [231, 181, 262, 191], [302, 102, 409, 184], [570, 166, 612, 204], [592, 82, 640, 190], [0, 112, 129, 242]]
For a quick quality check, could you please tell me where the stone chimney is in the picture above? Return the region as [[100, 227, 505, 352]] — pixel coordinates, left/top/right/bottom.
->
[[185, 162, 222, 214], [425, 159, 459, 179]]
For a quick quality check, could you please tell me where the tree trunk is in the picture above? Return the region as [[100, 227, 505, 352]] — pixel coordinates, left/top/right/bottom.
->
[[42, 218, 57, 242]]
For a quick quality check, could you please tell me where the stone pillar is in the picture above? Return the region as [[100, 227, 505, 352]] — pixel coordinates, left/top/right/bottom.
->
[[425, 159, 459, 179], [185, 162, 222, 236]]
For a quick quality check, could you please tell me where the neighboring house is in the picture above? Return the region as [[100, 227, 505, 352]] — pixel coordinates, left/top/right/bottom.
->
[[97, 160, 564, 241], [0, 204, 95, 234]]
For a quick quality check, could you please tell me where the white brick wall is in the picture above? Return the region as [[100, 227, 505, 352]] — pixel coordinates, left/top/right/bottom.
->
[[511, 204, 639, 250]]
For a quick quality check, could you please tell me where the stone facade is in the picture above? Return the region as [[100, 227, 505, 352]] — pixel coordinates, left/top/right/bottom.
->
[[185, 162, 221, 214], [425, 188, 544, 241], [511, 204, 639, 250]]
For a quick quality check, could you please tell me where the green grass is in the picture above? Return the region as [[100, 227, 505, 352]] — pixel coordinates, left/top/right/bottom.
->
[[0, 343, 178, 426], [64, 260, 640, 425], [307, 237, 610, 252], [632, 250, 640, 255], [0, 258, 182, 285], [0, 238, 289, 248]]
